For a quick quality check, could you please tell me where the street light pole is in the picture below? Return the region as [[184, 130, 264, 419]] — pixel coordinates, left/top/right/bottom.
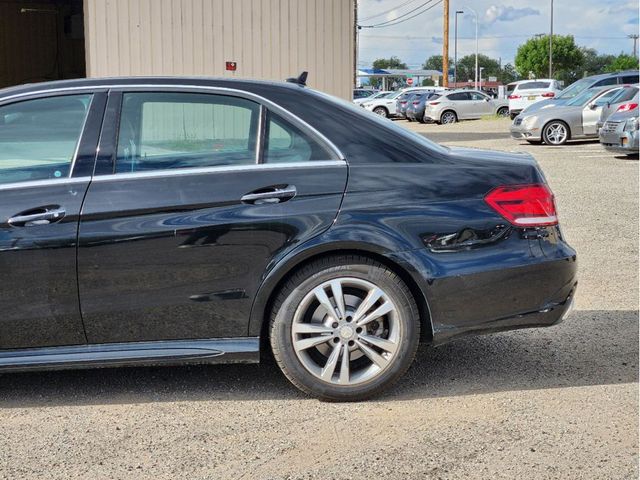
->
[[454, 10, 463, 87], [549, 0, 553, 78], [464, 7, 479, 89]]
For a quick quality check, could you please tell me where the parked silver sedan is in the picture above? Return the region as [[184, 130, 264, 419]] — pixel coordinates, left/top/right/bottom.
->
[[510, 86, 624, 145], [599, 106, 639, 156], [423, 90, 509, 124]]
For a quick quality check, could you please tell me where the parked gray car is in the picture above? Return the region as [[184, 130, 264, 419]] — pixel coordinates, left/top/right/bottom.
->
[[599, 104, 639, 156], [520, 70, 639, 116], [405, 92, 440, 123], [510, 86, 624, 145], [423, 90, 509, 124], [596, 85, 639, 133]]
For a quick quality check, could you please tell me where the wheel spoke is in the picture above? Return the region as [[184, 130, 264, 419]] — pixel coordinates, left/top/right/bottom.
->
[[320, 343, 342, 381], [352, 287, 384, 324], [329, 280, 346, 319], [356, 301, 394, 327], [359, 334, 397, 354], [292, 323, 334, 335], [312, 286, 339, 323], [294, 334, 332, 352], [339, 344, 350, 384], [356, 340, 389, 369]]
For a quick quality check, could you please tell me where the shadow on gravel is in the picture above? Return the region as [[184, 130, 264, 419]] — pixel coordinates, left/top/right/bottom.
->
[[0, 310, 637, 407]]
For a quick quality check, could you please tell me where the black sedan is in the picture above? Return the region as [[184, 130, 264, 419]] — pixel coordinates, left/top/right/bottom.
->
[[0, 75, 577, 401]]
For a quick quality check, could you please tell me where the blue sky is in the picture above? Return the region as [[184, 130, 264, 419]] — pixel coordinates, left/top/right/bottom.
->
[[357, 0, 640, 69]]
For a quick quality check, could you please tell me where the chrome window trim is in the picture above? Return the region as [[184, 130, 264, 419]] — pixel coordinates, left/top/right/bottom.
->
[[90, 160, 345, 183], [0, 83, 347, 163], [0, 176, 91, 191]]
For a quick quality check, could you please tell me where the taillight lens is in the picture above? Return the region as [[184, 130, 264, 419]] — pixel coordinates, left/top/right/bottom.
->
[[429, 101, 440, 105], [541, 92, 556, 98], [484, 184, 558, 227], [617, 103, 638, 112], [400, 101, 407, 105], [508, 94, 521, 100], [412, 101, 420, 105]]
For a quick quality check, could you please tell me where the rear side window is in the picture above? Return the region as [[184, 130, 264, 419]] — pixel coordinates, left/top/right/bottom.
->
[[517, 81, 551, 90], [0, 94, 92, 185], [116, 92, 260, 173], [264, 112, 335, 163], [448, 92, 470, 101], [622, 75, 639, 84]]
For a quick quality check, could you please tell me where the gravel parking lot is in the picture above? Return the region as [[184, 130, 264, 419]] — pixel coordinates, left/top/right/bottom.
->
[[1, 118, 637, 480]]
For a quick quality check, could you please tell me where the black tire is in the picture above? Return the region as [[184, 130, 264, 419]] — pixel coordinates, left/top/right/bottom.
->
[[440, 110, 457, 124], [373, 106, 388, 118], [270, 255, 420, 401], [406, 117, 414, 122], [510, 113, 518, 120], [526, 140, 543, 145], [497, 107, 509, 117], [542, 120, 570, 146]]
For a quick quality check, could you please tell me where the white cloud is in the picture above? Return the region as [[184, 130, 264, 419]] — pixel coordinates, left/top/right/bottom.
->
[[484, 5, 540, 24]]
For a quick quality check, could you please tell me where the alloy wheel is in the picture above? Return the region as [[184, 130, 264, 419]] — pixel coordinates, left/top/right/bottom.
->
[[544, 122, 568, 145], [441, 111, 456, 124], [291, 277, 400, 386], [373, 107, 387, 117]]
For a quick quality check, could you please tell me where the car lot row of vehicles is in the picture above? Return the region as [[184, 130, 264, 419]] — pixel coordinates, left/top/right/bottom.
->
[[359, 86, 509, 124], [510, 70, 639, 155]]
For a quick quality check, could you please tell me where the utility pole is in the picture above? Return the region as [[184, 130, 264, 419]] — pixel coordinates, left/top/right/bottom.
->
[[630, 34, 639, 58], [354, 0, 359, 88], [442, 0, 449, 87], [549, 0, 554, 78]]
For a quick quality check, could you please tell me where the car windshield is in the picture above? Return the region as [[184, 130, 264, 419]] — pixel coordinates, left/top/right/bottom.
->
[[566, 88, 607, 106], [370, 92, 391, 100], [558, 78, 595, 99]]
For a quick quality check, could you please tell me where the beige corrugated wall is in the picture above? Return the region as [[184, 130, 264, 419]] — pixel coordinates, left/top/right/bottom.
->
[[83, 0, 354, 99]]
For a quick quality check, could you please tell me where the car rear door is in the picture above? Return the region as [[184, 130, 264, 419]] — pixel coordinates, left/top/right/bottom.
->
[[77, 87, 347, 344], [0, 90, 105, 349]]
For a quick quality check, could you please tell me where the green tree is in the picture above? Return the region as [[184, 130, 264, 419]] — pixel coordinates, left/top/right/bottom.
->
[[580, 47, 616, 76], [456, 54, 501, 83], [515, 35, 584, 83], [421, 55, 452, 72], [421, 78, 435, 86], [498, 63, 519, 84], [370, 56, 408, 88], [605, 54, 639, 73]]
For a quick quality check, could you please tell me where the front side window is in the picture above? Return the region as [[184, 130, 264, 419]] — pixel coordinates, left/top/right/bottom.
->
[[0, 94, 92, 185], [469, 92, 488, 101], [593, 77, 618, 87], [116, 92, 259, 173], [264, 112, 335, 163]]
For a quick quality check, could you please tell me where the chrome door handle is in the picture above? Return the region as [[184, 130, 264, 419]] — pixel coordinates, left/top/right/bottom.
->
[[8, 207, 66, 227], [241, 185, 297, 204]]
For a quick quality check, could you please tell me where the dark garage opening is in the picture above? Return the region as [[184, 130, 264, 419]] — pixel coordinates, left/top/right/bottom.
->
[[0, 0, 85, 89]]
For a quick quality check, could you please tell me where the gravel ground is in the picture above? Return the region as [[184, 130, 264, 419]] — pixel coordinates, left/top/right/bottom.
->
[[1, 118, 637, 480]]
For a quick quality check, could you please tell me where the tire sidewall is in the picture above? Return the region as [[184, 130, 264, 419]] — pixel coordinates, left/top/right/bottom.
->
[[441, 110, 456, 124], [543, 120, 569, 145], [271, 262, 419, 401], [373, 107, 388, 117]]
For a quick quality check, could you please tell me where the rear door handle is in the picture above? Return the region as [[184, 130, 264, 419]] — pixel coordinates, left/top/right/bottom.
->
[[241, 185, 297, 204], [8, 207, 66, 227]]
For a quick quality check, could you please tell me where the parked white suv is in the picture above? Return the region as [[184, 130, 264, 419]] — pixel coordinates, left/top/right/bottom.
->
[[508, 79, 561, 119]]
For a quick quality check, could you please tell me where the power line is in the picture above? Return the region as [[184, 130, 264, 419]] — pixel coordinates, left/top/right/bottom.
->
[[359, 0, 440, 28], [359, 0, 424, 22], [360, 33, 632, 40]]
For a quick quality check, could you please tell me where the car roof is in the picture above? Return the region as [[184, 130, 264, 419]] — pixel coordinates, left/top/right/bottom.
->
[[0, 76, 321, 99]]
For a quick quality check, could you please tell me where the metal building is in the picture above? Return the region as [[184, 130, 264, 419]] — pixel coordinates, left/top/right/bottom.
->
[[0, 0, 355, 99]]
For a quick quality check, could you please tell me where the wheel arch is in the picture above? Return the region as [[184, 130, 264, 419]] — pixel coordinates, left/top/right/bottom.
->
[[250, 243, 434, 357], [373, 105, 389, 116], [440, 109, 458, 123]]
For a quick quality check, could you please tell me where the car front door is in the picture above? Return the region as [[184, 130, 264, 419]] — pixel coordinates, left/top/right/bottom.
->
[[583, 89, 621, 135], [448, 92, 471, 119], [469, 91, 493, 117], [0, 91, 105, 349], [77, 88, 347, 344]]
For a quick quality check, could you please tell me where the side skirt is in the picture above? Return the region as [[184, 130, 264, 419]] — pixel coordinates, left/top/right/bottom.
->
[[0, 337, 259, 372]]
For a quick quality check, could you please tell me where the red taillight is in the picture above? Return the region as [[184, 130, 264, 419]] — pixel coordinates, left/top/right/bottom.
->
[[541, 92, 556, 98], [484, 184, 558, 227], [429, 101, 440, 105], [508, 94, 521, 100], [412, 101, 420, 105], [400, 101, 407, 105], [617, 103, 638, 112]]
